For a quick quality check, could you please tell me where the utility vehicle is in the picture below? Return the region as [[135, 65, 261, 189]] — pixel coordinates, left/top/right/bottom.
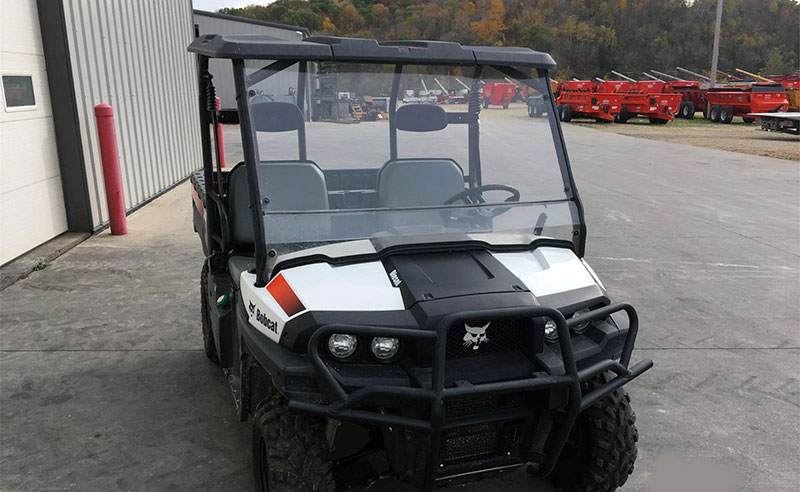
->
[[188, 34, 653, 492]]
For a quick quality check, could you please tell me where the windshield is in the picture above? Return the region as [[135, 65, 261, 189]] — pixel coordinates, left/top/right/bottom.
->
[[238, 60, 580, 258]]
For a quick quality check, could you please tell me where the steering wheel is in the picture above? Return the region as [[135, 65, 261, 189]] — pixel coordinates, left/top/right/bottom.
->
[[441, 184, 521, 225]]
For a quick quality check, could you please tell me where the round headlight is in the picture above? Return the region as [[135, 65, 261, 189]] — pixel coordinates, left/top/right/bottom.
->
[[570, 308, 592, 334], [544, 319, 559, 343], [328, 334, 358, 359], [371, 337, 400, 361]]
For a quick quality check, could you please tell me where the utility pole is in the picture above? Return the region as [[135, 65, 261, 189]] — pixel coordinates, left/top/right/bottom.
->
[[710, 0, 724, 89]]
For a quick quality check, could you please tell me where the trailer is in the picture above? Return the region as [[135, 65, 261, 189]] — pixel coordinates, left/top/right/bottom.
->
[[706, 84, 789, 123], [749, 112, 800, 135], [595, 80, 631, 93], [767, 73, 799, 111], [663, 81, 707, 119], [595, 80, 681, 123], [614, 92, 682, 124], [556, 80, 595, 95], [555, 91, 622, 122], [481, 81, 516, 108]]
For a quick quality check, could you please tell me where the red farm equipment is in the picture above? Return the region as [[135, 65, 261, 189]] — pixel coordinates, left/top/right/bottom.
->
[[651, 70, 709, 119], [556, 80, 596, 94], [664, 81, 707, 119], [616, 92, 682, 124], [555, 82, 622, 122], [706, 84, 789, 124], [743, 70, 799, 112], [596, 78, 682, 124], [481, 81, 516, 108]]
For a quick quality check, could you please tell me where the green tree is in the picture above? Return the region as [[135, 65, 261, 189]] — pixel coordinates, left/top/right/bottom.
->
[[217, 0, 799, 80]]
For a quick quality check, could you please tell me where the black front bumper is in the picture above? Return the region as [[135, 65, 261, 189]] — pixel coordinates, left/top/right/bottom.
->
[[276, 303, 652, 491]]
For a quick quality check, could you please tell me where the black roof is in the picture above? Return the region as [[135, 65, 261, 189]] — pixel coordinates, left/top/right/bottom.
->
[[188, 34, 556, 69]]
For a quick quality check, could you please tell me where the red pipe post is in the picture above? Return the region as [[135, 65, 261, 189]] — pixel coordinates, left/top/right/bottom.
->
[[94, 104, 127, 235], [215, 97, 226, 168]]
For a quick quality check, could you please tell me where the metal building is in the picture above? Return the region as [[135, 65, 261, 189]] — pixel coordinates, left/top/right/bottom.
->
[[194, 10, 309, 122], [1, 0, 201, 265]]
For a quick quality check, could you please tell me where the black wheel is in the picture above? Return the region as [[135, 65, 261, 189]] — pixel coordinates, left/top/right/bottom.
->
[[679, 101, 692, 118], [503, 103, 510, 109], [743, 117, 755, 124], [559, 104, 573, 122], [709, 105, 721, 122], [614, 106, 629, 123], [253, 391, 335, 492], [720, 106, 734, 124], [549, 373, 638, 492], [200, 263, 219, 364], [684, 102, 696, 119]]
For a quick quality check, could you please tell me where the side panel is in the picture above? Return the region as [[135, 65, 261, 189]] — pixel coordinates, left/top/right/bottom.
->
[[239, 261, 406, 342], [492, 247, 601, 298]]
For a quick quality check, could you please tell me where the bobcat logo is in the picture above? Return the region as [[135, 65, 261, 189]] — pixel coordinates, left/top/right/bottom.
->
[[462, 322, 490, 351]]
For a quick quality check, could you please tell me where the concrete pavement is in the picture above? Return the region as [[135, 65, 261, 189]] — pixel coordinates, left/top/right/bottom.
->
[[1, 124, 797, 491]]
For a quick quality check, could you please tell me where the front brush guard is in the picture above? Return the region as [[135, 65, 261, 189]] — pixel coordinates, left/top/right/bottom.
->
[[288, 303, 653, 492]]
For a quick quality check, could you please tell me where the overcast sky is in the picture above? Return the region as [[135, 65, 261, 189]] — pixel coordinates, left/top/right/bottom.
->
[[193, 0, 276, 12]]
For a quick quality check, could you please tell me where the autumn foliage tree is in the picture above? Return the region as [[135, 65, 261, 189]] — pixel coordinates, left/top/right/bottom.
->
[[218, 0, 799, 79]]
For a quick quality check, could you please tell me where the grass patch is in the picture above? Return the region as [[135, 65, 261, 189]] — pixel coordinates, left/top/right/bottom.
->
[[572, 115, 758, 128]]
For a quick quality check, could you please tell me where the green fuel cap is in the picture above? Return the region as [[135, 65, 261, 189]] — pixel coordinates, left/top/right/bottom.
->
[[216, 294, 230, 308]]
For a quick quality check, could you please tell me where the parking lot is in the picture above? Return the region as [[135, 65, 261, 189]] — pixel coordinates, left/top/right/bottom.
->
[[1, 121, 798, 491]]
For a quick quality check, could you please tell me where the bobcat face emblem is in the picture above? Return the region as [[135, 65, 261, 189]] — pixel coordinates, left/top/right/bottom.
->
[[463, 322, 490, 351]]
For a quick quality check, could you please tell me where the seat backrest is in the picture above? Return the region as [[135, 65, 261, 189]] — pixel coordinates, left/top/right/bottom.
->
[[227, 161, 329, 248], [227, 101, 329, 248], [377, 158, 464, 208], [378, 104, 465, 208]]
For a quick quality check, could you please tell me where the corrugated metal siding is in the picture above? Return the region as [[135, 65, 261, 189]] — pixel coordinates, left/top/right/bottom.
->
[[62, 0, 201, 227], [195, 12, 305, 110]]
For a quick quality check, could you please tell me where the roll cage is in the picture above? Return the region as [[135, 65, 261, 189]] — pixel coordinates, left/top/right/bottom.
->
[[189, 35, 587, 287]]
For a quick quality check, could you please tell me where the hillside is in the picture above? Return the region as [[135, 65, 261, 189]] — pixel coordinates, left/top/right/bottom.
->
[[218, 0, 799, 80]]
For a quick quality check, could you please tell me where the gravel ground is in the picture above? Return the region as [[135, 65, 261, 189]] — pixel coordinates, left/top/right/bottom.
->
[[2, 108, 798, 492], [570, 114, 799, 161]]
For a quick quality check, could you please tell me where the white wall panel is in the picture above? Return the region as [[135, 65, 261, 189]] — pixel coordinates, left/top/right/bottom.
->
[[0, 177, 68, 263], [62, 0, 201, 227], [0, 0, 67, 264]]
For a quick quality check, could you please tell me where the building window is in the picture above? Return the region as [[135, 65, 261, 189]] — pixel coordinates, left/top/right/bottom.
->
[[2, 75, 36, 111]]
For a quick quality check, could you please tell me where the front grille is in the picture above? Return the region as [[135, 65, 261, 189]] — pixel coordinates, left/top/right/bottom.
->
[[441, 423, 499, 464], [440, 395, 527, 465], [446, 395, 498, 418], [446, 318, 536, 359]]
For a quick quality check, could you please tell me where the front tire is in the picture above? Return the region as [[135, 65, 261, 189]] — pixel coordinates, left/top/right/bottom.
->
[[683, 101, 696, 119], [549, 374, 638, 492], [200, 263, 219, 364], [559, 104, 573, 122], [614, 106, 629, 123], [253, 391, 335, 492]]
